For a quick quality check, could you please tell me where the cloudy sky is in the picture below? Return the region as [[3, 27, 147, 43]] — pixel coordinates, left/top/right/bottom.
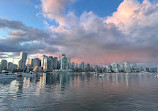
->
[[0, 0, 158, 65]]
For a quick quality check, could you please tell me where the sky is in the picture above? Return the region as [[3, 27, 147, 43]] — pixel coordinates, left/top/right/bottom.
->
[[0, 0, 158, 65]]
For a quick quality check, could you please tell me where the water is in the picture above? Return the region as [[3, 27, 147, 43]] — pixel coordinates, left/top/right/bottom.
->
[[0, 73, 158, 111]]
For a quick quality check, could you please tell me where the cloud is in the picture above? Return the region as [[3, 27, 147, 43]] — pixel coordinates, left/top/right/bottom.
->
[[1, 0, 158, 64], [41, 0, 76, 26], [0, 18, 29, 30], [0, 18, 59, 54], [41, 0, 158, 64]]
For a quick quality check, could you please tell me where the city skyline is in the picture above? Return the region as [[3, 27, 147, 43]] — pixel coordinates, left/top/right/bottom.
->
[[0, 52, 157, 73], [1, 0, 158, 64]]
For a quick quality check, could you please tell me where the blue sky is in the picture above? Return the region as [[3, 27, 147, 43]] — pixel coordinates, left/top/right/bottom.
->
[[0, 0, 131, 29], [0, 0, 155, 29], [0, 0, 122, 29]]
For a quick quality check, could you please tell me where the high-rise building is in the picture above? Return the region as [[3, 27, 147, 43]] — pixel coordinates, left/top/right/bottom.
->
[[8, 62, 13, 71], [67, 57, 71, 69], [18, 52, 27, 71], [71, 62, 75, 70], [123, 62, 131, 73], [20, 52, 27, 60], [85, 64, 91, 72], [75, 63, 78, 70], [41, 55, 46, 68], [13, 64, 18, 70], [41, 55, 54, 72], [33, 58, 40, 69], [111, 62, 120, 72], [53, 57, 58, 69], [1, 59, 7, 70], [48, 56, 54, 71], [80, 62, 85, 71], [106, 65, 112, 72], [41, 55, 49, 72], [60, 54, 68, 70]]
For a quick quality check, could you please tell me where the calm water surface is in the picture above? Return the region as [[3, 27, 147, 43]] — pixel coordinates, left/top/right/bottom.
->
[[0, 73, 158, 111]]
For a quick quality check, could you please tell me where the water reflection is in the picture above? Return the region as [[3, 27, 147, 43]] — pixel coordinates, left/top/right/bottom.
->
[[0, 73, 158, 111]]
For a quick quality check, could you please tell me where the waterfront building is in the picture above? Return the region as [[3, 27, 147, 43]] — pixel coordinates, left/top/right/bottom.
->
[[60, 54, 68, 70], [13, 64, 18, 70], [53, 57, 58, 69], [111, 62, 120, 73], [106, 65, 112, 72], [67, 57, 71, 69], [42, 55, 53, 72], [85, 64, 91, 72], [8, 62, 13, 71], [49, 56, 54, 71], [131, 63, 138, 72], [33, 58, 40, 69], [123, 62, 131, 73], [149, 67, 157, 72], [74, 63, 79, 71], [71, 62, 75, 70], [41, 55, 50, 72], [41, 55, 47, 68], [57, 61, 61, 69], [80, 62, 85, 71], [18, 52, 27, 71], [1, 59, 7, 70]]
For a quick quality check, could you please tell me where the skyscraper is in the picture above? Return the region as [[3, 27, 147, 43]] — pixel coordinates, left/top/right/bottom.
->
[[33, 58, 40, 69], [71, 62, 75, 70], [1, 59, 7, 70], [18, 52, 27, 71], [123, 62, 131, 73], [67, 57, 71, 69], [41, 55, 49, 72], [8, 62, 13, 71], [80, 62, 85, 71], [60, 54, 68, 70], [53, 57, 58, 69], [85, 64, 91, 72], [49, 56, 54, 71], [111, 62, 120, 73]]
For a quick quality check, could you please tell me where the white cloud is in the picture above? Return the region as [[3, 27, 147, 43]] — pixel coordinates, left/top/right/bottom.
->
[[41, 0, 76, 26], [1, 0, 158, 64], [40, 0, 158, 64]]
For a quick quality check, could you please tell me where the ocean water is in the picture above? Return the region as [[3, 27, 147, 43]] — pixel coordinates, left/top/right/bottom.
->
[[0, 72, 158, 111]]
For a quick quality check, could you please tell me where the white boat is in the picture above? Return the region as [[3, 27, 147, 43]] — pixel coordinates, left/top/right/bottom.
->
[[22, 72, 37, 77], [99, 74, 104, 78], [0, 70, 17, 79], [99, 68, 104, 78]]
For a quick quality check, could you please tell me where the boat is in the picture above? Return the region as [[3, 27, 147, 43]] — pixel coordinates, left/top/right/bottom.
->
[[0, 70, 17, 79], [99, 68, 104, 78], [22, 72, 37, 77], [99, 74, 104, 78]]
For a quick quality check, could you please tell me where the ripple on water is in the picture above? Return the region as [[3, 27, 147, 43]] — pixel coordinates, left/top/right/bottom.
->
[[0, 73, 158, 111]]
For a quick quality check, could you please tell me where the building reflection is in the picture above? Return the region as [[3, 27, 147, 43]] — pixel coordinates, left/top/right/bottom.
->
[[3, 72, 156, 101]]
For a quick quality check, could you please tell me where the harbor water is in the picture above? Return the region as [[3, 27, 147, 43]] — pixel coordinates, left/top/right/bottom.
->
[[0, 72, 158, 111]]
